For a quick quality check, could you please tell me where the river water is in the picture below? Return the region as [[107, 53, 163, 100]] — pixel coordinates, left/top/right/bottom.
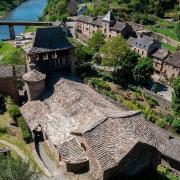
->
[[0, 0, 47, 40]]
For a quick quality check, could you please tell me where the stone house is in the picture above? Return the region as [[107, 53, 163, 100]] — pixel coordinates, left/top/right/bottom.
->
[[0, 65, 19, 103], [26, 27, 75, 73], [76, 11, 134, 42], [21, 78, 180, 179], [151, 49, 169, 73], [127, 35, 161, 57], [161, 51, 180, 79]]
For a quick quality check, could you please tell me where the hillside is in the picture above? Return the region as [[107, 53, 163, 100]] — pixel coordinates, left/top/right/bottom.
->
[[0, 0, 25, 16]]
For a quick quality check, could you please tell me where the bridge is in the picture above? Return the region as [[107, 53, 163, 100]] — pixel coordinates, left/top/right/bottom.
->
[[0, 21, 57, 40]]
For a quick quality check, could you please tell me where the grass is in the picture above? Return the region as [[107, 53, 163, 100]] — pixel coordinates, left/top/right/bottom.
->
[[24, 26, 36, 33], [0, 112, 43, 174], [162, 42, 177, 53], [0, 41, 25, 65]]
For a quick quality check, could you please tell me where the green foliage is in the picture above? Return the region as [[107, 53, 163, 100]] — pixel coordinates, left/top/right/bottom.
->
[[113, 50, 139, 86], [75, 64, 97, 80], [17, 117, 32, 143], [0, 154, 37, 180], [133, 57, 154, 86], [151, 82, 160, 93], [8, 104, 21, 121], [171, 77, 180, 115], [88, 78, 111, 91], [100, 36, 128, 67], [146, 96, 159, 108], [42, 0, 69, 21], [165, 114, 174, 125], [156, 119, 166, 128], [88, 29, 105, 53], [175, 22, 180, 40], [0, 127, 8, 134], [171, 118, 180, 133]]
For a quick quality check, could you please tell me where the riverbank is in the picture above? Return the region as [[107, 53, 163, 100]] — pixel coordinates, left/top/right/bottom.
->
[[0, 0, 25, 17]]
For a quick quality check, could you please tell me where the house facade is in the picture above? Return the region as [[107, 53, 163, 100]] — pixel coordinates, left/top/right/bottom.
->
[[76, 11, 134, 42], [161, 51, 180, 79]]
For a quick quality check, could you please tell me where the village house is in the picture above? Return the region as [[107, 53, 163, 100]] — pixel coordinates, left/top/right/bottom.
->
[[26, 26, 75, 73], [127, 35, 161, 57], [20, 78, 180, 180], [76, 11, 134, 42], [161, 51, 180, 79]]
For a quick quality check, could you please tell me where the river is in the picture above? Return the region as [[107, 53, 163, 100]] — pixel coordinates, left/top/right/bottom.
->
[[0, 0, 47, 40]]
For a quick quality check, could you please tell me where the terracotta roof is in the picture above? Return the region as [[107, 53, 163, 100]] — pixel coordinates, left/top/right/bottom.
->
[[28, 27, 74, 54], [151, 49, 169, 60], [164, 51, 180, 68], [0, 65, 14, 78], [22, 69, 46, 82]]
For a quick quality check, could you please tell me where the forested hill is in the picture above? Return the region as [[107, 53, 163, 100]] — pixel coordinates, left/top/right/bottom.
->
[[0, 0, 25, 16], [41, 0, 179, 22]]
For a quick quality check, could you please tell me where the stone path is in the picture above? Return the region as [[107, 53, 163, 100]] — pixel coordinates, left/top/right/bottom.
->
[[0, 139, 27, 160]]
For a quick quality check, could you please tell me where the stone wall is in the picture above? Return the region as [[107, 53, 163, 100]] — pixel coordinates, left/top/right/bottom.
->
[[0, 77, 19, 104]]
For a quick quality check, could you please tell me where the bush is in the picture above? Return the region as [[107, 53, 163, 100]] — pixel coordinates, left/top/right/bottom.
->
[[165, 114, 174, 125], [156, 120, 166, 128], [88, 78, 111, 91], [146, 96, 159, 108], [8, 105, 21, 122], [171, 119, 180, 133], [101, 90, 117, 101], [17, 117, 32, 143], [0, 127, 8, 134]]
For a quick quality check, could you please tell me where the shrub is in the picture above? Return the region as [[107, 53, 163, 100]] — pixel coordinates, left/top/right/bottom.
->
[[146, 96, 159, 108], [17, 117, 32, 143], [88, 78, 111, 91], [165, 114, 174, 125], [157, 165, 169, 175], [101, 90, 117, 101], [156, 119, 166, 128], [8, 105, 21, 122], [151, 82, 160, 93], [171, 118, 180, 133], [0, 127, 8, 134]]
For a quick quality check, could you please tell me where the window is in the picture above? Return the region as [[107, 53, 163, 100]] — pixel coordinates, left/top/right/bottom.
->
[[109, 35, 111, 38], [142, 51, 144, 55]]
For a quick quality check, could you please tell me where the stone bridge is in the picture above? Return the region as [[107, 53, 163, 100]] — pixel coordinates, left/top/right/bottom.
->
[[0, 21, 57, 40]]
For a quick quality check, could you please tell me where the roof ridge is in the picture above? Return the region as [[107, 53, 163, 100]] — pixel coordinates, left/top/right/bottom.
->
[[71, 110, 141, 135]]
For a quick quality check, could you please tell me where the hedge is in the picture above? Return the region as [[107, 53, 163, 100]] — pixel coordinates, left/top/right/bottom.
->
[[17, 117, 32, 143]]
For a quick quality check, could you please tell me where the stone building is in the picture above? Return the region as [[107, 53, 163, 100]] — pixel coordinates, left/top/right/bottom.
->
[[76, 11, 134, 42], [161, 51, 180, 79], [0, 65, 19, 103], [26, 27, 75, 73], [22, 69, 46, 101], [21, 78, 180, 179], [127, 35, 161, 57]]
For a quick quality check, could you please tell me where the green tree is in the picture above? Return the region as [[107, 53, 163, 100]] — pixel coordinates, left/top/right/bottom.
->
[[100, 36, 128, 67], [171, 77, 180, 115], [0, 154, 37, 180], [88, 29, 105, 53], [113, 50, 139, 86], [175, 22, 180, 40], [133, 57, 154, 85]]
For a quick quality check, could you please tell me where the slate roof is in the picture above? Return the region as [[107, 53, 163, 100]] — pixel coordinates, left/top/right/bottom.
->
[[102, 11, 115, 22], [164, 51, 180, 68], [128, 35, 158, 51], [77, 12, 128, 31], [28, 27, 74, 54], [22, 69, 46, 82], [82, 113, 180, 171], [151, 49, 169, 60], [0, 65, 14, 78]]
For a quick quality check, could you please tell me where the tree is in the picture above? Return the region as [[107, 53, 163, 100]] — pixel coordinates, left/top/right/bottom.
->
[[88, 29, 105, 53], [100, 36, 128, 67], [113, 50, 139, 86], [133, 57, 154, 85], [175, 22, 180, 41], [0, 154, 37, 180], [171, 77, 180, 115]]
